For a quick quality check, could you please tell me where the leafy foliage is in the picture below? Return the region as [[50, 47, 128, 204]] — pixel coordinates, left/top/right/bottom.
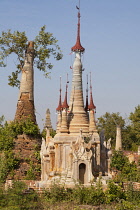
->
[[0, 26, 63, 87], [105, 181, 126, 203], [129, 105, 140, 147], [0, 180, 140, 209], [73, 184, 105, 205], [11, 119, 40, 137], [0, 181, 43, 209], [44, 181, 105, 206], [0, 116, 41, 182], [44, 183, 72, 203], [97, 109, 140, 150], [0, 121, 16, 151], [110, 151, 128, 171], [34, 25, 63, 74], [115, 200, 135, 210], [97, 112, 125, 147], [111, 151, 140, 182], [25, 161, 36, 180], [43, 181, 140, 208], [0, 118, 40, 152], [0, 151, 20, 183], [126, 182, 140, 204]]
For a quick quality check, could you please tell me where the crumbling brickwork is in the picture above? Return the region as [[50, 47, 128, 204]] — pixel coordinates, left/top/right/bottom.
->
[[15, 93, 36, 123]]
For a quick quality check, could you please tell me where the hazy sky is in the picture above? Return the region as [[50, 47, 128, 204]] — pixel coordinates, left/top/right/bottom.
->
[[0, 0, 140, 130]]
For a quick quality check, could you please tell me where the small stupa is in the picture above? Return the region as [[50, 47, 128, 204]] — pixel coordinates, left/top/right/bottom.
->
[[45, 108, 53, 131]]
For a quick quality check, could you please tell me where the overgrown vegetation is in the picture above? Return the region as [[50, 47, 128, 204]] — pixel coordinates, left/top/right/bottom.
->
[[0, 181, 43, 210], [9, 118, 41, 138], [0, 117, 40, 151], [111, 150, 140, 182], [0, 117, 41, 183], [0, 180, 140, 209]]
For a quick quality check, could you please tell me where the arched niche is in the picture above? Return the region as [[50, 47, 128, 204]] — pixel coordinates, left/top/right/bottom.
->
[[79, 163, 86, 184]]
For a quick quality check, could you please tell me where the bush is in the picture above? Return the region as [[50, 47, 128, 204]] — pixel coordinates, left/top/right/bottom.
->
[[0, 181, 43, 210], [0, 151, 20, 183], [10, 119, 40, 137], [126, 182, 140, 204], [111, 151, 128, 171], [105, 181, 126, 203], [44, 184, 72, 203], [44, 183, 105, 205], [0, 122, 15, 151], [115, 200, 135, 210], [0, 117, 41, 182], [0, 118, 40, 151], [111, 151, 140, 182], [72, 181, 105, 205]]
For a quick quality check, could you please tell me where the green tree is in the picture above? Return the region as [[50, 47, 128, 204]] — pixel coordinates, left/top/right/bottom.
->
[[97, 112, 125, 147], [129, 105, 140, 147], [110, 150, 128, 171], [0, 26, 63, 87]]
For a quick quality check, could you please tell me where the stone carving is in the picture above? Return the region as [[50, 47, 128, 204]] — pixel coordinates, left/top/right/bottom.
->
[[72, 134, 92, 161], [40, 128, 55, 181], [107, 138, 111, 150]]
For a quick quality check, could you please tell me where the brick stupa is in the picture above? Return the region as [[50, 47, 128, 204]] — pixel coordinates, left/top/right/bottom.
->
[[12, 41, 40, 180]]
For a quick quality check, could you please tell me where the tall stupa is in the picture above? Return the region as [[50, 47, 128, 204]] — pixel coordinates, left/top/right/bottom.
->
[[40, 2, 111, 186]]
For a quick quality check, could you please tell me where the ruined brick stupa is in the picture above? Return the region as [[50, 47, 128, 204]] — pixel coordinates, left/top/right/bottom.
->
[[13, 41, 40, 180], [40, 4, 112, 187]]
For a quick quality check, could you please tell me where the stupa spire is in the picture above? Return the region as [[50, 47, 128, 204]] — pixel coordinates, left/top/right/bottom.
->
[[62, 74, 69, 109], [71, 0, 85, 52], [56, 76, 62, 111], [68, 1, 89, 134], [56, 77, 62, 133], [85, 74, 89, 112], [60, 74, 69, 133], [88, 72, 96, 111], [88, 72, 97, 134]]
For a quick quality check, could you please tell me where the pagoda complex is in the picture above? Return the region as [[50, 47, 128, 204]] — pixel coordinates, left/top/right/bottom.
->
[[40, 3, 111, 186]]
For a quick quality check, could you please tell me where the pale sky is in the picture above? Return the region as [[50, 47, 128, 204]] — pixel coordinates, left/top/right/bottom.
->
[[0, 0, 140, 130]]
